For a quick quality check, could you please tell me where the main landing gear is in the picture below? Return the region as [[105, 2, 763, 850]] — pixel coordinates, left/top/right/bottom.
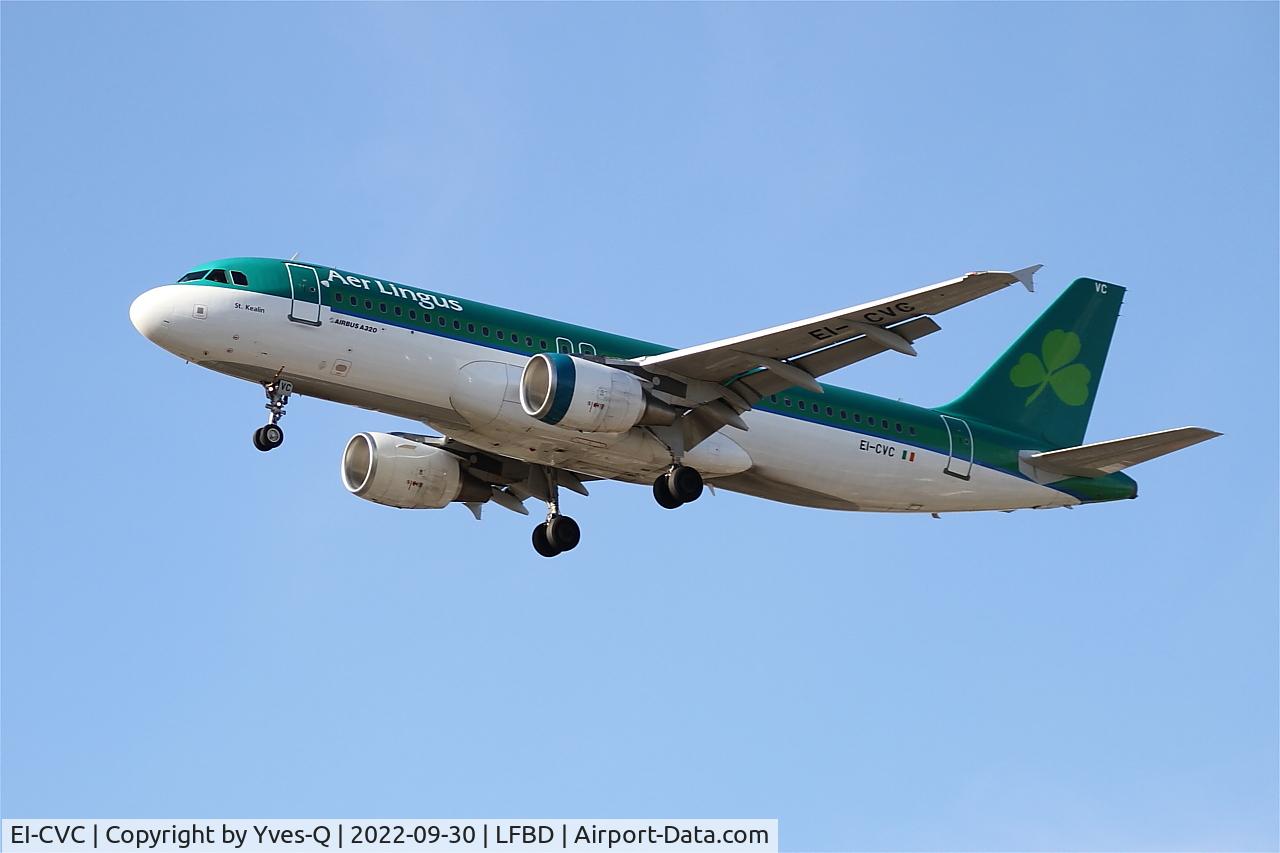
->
[[533, 515, 581, 558], [652, 465, 703, 509], [532, 466, 581, 558], [252, 377, 292, 452]]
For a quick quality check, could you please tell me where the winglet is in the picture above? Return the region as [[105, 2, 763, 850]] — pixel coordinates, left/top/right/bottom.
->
[[1012, 264, 1042, 293]]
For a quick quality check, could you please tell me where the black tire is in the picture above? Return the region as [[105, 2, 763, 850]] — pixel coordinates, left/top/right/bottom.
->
[[532, 523, 561, 557], [547, 515, 581, 552], [252, 427, 270, 452], [261, 423, 284, 449], [653, 476, 683, 509], [668, 466, 703, 503]]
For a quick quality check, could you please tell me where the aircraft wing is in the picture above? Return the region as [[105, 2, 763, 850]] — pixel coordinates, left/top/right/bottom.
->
[[634, 266, 1041, 391]]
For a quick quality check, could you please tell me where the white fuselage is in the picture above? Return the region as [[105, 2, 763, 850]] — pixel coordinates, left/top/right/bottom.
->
[[130, 284, 1077, 513]]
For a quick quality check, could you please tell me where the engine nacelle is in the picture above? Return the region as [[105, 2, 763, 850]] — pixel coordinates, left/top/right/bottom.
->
[[519, 353, 677, 433], [341, 432, 487, 509]]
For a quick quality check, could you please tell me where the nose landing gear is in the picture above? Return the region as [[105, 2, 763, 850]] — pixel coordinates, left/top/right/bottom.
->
[[653, 465, 703, 509], [252, 376, 292, 452]]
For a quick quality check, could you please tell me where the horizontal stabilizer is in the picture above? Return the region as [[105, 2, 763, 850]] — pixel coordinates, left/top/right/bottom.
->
[[1022, 427, 1221, 479]]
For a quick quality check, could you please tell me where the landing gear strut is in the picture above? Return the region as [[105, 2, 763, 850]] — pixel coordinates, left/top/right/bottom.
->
[[531, 466, 581, 557], [252, 376, 292, 452], [653, 465, 703, 509]]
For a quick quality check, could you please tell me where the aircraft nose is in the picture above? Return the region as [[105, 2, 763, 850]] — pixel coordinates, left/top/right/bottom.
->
[[129, 287, 173, 342]]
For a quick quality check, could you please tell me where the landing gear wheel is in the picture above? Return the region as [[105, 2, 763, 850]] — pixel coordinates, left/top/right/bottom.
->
[[254, 423, 284, 451], [653, 476, 684, 509], [532, 523, 561, 558], [547, 515, 580, 552], [261, 423, 284, 449], [666, 465, 703, 503]]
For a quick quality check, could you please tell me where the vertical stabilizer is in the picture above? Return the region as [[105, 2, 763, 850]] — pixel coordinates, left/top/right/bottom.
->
[[941, 277, 1124, 448]]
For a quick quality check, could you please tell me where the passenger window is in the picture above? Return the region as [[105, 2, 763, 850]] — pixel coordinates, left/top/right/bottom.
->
[[453, 319, 461, 330], [556, 338, 574, 354], [379, 303, 387, 314], [839, 410, 847, 419], [335, 293, 344, 303], [895, 422, 903, 433], [579, 343, 597, 356], [394, 306, 402, 316], [364, 299, 372, 309], [854, 414, 862, 423], [770, 395, 777, 403], [230, 270, 249, 286], [909, 426, 917, 436], [784, 398, 792, 407], [497, 331, 505, 341], [826, 406, 833, 416], [409, 310, 417, 320], [178, 271, 207, 282], [206, 269, 228, 284], [482, 326, 489, 337], [439, 316, 446, 327], [540, 340, 548, 350], [467, 323, 476, 333], [881, 418, 889, 429]]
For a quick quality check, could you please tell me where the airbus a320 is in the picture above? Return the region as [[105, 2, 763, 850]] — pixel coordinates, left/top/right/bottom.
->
[[130, 259, 1218, 556]]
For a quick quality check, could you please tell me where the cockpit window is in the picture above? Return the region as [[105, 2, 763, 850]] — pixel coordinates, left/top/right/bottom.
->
[[230, 270, 249, 286], [178, 271, 208, 282], [206, 269, 229, 284]]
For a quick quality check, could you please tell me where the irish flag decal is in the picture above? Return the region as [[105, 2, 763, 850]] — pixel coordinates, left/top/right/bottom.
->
[[901, 451, 917, 463]]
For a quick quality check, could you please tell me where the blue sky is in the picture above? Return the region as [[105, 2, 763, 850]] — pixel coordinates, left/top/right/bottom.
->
[[2, 3, 1276, 849]]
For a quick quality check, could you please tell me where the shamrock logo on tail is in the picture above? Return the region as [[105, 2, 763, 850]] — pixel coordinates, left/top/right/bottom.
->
[[1010, 329, 1091, 406]]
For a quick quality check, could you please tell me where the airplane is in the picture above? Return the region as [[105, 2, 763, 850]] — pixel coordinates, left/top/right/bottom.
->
[[129, 258, 1219, 556]]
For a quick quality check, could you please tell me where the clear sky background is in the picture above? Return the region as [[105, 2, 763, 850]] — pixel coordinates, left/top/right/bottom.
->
[[2, 3, 1276, 850]]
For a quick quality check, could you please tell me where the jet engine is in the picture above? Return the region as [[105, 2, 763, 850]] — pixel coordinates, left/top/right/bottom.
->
[[341, 432, 489, 509], [519, 353, 677, 433]]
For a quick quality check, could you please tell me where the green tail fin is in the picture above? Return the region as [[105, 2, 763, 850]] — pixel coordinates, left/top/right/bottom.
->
[[941, 277, 1125, 448]]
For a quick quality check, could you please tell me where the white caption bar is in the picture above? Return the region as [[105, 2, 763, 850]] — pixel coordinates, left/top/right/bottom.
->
[[2, 821, 776, 853]]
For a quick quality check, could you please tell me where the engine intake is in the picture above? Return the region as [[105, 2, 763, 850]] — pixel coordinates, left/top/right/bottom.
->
[[342, 432, 488, 509], [520, 353, 676, 433]]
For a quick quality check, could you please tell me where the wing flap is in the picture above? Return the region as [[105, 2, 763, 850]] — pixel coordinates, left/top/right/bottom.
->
[[1024, 427, 1221, 478]]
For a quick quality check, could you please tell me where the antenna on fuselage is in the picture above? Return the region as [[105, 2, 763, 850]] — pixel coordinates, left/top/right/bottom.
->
[[288, 251, 299, 261]]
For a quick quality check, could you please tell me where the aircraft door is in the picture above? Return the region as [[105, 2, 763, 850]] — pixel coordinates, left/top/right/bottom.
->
[[286, 263, 322, 325], [940, 414, 973, 480]]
